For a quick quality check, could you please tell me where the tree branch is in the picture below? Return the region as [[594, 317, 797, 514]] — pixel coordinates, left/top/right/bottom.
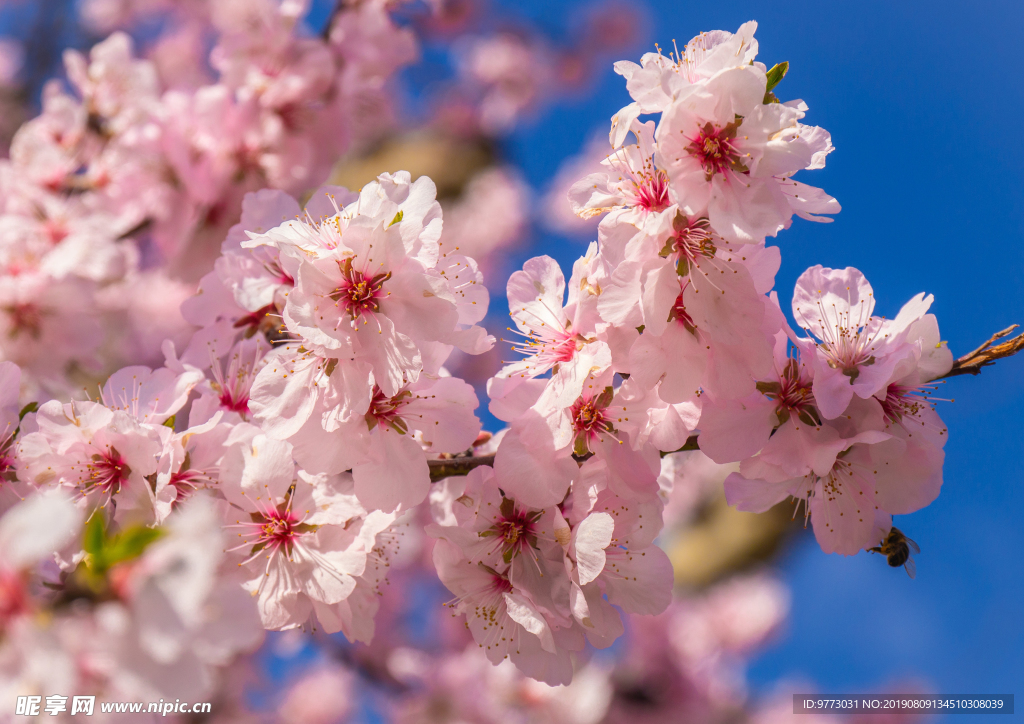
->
[[428, 434, 700, 482], [428, 324, 1024, 482], [937, 324, 1024, 379]]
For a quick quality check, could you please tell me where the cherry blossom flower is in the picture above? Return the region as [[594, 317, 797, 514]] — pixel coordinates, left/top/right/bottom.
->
[[391, 646, 613, 724], [723, 393, 942, 554], [0, 272, 102, 387], [569, 119, 671, 234], [654, 64, 837, 243], [243, 172, 491, 395], [17, 399, 168, 525], [698, 331, 821, 463], [219, 431, 400, 633], [0, 361, 24, 509], [497, 252, 611, 408], [792, 265, 945, 420], [432, 538, 577, 686], [559, 489, 674, 647], [609, 21, 761, 145]]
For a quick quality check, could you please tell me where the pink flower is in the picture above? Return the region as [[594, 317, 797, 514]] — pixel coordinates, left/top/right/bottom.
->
[[277, 666, 354, 724], [0, 362, 23, 502], [723, 393, 941, 554], [698, 332, 821, 463], [244, 172, 491, 396], [569, 120, 672, 233], [654, 65, 837, 243], [792, 265, 944, 419], [561, 486, 674, 646], [99, 364, 203, 427], [497, 253, 611, 409], [0, 272, 102, 387], [432, 538, 576, 686], [622, 257, 775, 401], [609, 21, 761, 145], [17, 399, 168, 525], [219, 432, 398, 633], [164, 320, 270, 426]]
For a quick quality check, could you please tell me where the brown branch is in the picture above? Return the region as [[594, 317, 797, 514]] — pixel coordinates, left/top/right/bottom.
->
[[937, 324, 1024, 379], [428, 324, 1024, 481], [428, 454, 497, 482], [427, 434, 700, 482]]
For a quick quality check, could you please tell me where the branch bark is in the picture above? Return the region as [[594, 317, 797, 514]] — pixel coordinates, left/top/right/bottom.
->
[[936, 324, 1024, 379], [428, 322, 1024, 482], [427, 434, 700, 482]]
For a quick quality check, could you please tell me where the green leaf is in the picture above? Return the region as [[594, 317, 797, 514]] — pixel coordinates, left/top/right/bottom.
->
[[499, 497, 515, 520], [595, 386, 615, 409], [573, 435, 591, 458], [388, 210, 404, 227], [18, 402, 38, 421], [636, 324, 646, 335], [83, 514, 105, 558], [105, 526, 164, 565], [323, 358, 338, 378], [162, 415, 176, 429], [765, 62, 788, 93]]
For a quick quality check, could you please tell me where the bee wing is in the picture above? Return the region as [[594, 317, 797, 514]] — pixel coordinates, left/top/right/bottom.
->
[[907, 538, 921, 554], [904, 557, 917, 579]]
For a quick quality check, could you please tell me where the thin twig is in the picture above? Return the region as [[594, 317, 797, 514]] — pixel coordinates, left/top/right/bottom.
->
[[936, 324, 1024, 379], [427, 324, 1024, 481], [427, 434, 700, 482]]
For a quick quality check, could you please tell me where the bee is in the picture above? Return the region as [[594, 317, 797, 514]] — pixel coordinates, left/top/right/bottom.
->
[[869, 527, 920, 578]]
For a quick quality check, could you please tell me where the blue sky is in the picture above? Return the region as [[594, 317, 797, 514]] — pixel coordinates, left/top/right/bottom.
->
[[491, 0, 1024, 707]]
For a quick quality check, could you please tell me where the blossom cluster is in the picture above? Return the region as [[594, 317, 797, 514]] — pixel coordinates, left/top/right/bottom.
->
[[0, 488, 263, 705], [0, 15, 964, 701], [0, 0, 415, 394], [419, 20, 955, 682], [0, 169, 498, 705]]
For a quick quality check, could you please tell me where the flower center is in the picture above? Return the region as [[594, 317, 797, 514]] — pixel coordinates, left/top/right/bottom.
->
[[569, 388, 616, 454], [0, 434, 15, 479], [758, 358, 819, 425], [486, 497, 542, 564], [260, 512, 298, 549], [365, 386, 410, 433], [819, 328, 876, 381], [0, 570, 28, 625], [43, 219, 68, 245], [330, 258, 390, 320], [634, 169, 670, 212], [168, 466, 213, 504], [673, 217, 717, 262], [879, 383, 942, 426], [232, 304, 277, 336], [86, 448, 130, 495], [687, 120, 746, 180], [218, 388, 250, 414]]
